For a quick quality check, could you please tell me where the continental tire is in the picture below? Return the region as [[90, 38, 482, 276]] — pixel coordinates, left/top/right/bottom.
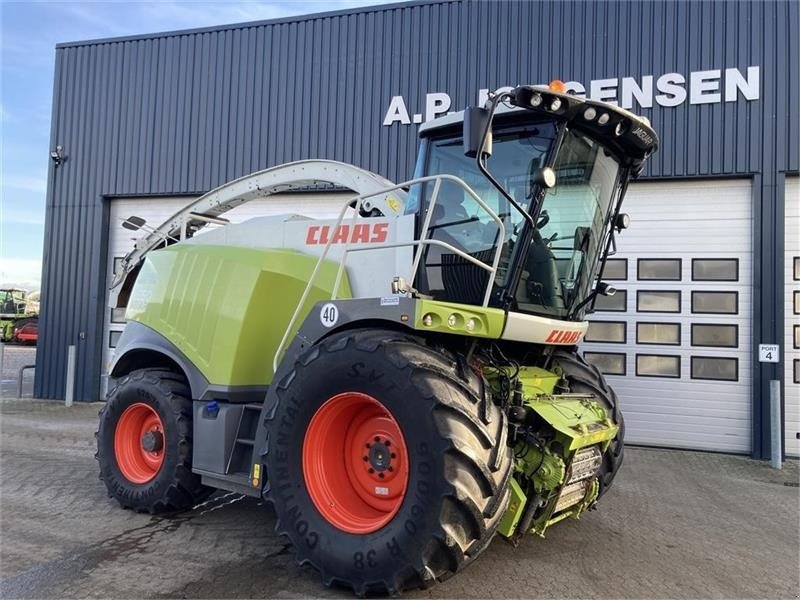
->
[[96, 368, 212, 513], [264, 329, 513, 595], [552, 348, 624, 497]]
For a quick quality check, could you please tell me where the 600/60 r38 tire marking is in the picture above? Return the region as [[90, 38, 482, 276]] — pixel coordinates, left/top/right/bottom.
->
[[96, 368, 212, 514], [263, 329, 514, 595]]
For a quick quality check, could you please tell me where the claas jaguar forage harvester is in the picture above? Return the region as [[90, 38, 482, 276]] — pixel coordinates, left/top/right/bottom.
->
[[98, 82, 658, 595]]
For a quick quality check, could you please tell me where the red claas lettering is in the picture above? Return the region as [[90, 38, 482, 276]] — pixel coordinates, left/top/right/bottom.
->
[[305, 222, 390, 245]]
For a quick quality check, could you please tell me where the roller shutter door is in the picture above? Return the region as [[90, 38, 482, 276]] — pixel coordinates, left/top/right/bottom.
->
[[101, 192, 351, 396], [784, 177, 799, 457], [581, 179, 752, 453]]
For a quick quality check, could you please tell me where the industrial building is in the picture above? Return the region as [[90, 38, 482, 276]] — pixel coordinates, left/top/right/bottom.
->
[[37, 0, 799, 458]]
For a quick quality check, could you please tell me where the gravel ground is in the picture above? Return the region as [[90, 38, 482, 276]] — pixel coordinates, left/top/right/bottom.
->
[[0, 345, 36, 399], [0, 399, 798, 599]]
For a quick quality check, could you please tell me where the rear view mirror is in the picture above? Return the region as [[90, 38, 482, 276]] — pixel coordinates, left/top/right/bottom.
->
[[122, 215, 147, 231], [463, 106, 492, 158]]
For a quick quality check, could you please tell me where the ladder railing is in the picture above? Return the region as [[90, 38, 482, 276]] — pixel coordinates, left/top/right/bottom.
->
[[272, 174, 505, 372]]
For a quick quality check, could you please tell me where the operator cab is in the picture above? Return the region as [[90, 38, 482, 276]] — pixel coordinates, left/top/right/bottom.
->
[[409, 82, 659, 321]]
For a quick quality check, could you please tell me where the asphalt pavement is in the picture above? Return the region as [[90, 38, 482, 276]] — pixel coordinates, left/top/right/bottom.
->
[[0, 399, 798, 599], [0, 345, 36, 399]]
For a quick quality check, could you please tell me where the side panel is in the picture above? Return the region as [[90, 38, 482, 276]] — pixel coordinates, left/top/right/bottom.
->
[[125, 244, 351, 386], [784, 176, 799, 457]]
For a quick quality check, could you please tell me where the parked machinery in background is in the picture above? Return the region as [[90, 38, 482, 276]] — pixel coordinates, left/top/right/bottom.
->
[[0, 289, 38, 344]]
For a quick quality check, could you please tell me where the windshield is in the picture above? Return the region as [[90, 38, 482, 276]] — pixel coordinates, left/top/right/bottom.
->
[[414, 122, 558, 303], [415, 124, 620, 318], [515, 129, 621, 316]]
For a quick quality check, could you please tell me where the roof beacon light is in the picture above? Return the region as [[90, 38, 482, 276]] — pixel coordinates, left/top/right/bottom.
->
[[548, 79, 567, 93]]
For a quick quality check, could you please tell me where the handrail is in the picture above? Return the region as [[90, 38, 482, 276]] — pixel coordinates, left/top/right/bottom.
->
[[272, 174, 505, 372]]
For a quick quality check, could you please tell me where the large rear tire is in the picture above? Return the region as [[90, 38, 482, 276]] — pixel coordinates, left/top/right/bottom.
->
[[96, 368, 212, 513], [552, 348, 624, 498], [263, 329, 513, 595]]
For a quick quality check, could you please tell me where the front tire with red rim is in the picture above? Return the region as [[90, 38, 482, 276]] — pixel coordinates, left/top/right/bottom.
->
[[97, 368, 211, 513], [263, 330, 513, 595]]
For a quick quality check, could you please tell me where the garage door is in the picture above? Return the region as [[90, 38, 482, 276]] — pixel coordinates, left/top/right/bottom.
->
[[785, 176, 799, 457], [102, 192, 353, 396], [581, 179, 752, 453]]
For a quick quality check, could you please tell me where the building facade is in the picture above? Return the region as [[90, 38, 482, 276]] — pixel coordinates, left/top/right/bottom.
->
[[38, 0, 799, 458]]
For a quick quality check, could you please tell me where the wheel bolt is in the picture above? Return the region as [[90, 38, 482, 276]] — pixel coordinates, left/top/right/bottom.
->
[[368, 468, 374, 474], [374, 436, 380, 442], [378, 472, 385, 478], [362, 456, 368, 461], [365, 443, 370, 449], [385, 440, 391, 447], [390, 453, 396, 459], [388, 466, 393, 472]]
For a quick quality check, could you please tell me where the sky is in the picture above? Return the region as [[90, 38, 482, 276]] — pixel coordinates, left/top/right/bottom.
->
[[0, 0, 391, 290]]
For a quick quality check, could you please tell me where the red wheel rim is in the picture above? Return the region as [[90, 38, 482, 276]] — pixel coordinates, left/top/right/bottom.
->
[[114, 403, 165, 484], [303, 392, 409, 534]]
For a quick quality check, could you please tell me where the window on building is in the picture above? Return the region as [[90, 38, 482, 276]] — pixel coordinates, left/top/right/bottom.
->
[[637, 258, 682, 281], [584, 352, 626, 375], [637, 290, 681, 313], [585, 321, 626, 343], [601, 258, 628, 281], [109, 330, 122, 348], [795, 325, 800, 350], [794, 257, 800, 281], [691, 356, 738, 381], [691, 258, 738, 281], [637, 322, 681, 345], [636, 354, 681, 378], [691, 291, 738, 314], [593, 290, 627, 312], [691, 324, 738, 348], [110, 308, 127, 324]]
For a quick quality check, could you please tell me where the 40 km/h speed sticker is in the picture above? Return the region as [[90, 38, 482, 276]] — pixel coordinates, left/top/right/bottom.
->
[[320, 303, 339, 328]]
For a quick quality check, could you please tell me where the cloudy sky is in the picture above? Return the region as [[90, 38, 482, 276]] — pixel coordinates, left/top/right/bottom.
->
[[0, 0, 389, 290]]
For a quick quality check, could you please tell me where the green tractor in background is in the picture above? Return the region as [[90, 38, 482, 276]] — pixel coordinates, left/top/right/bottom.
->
[[0, 288, 38, 343], [97, 82, 658, 595]]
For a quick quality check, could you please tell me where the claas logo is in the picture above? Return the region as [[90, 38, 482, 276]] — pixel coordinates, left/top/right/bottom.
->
[[305, 223, 389, 245], [545, 330, 583, 344]]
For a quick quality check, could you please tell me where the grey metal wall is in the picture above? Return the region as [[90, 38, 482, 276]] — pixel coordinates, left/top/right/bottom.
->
[[38, 0, 799, 456]]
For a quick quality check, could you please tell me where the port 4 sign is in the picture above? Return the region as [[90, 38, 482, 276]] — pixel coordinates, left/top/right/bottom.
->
[[758, 344, 780, 363]]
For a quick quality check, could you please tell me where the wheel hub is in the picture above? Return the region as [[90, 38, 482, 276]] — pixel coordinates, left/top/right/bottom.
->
[[141, 430, 164, 453], [366, 439, 393, 473]]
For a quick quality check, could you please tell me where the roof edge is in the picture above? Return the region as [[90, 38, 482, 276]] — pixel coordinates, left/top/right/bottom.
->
[[55, 0, 455, 49]]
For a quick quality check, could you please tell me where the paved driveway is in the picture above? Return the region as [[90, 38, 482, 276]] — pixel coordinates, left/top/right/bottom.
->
[[1, 399, 798, 599]]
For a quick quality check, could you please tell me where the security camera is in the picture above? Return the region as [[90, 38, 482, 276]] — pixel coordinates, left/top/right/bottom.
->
[[50, 145, 65, 166]]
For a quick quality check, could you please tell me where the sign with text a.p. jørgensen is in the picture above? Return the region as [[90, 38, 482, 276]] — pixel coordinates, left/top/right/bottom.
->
[[382, 66, 760, 126]]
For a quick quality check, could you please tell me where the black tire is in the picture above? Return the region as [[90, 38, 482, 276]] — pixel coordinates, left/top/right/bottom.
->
[[552, 348, 624, 498], [264, 329, 513, 595], [96, 368, 212, 513]]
